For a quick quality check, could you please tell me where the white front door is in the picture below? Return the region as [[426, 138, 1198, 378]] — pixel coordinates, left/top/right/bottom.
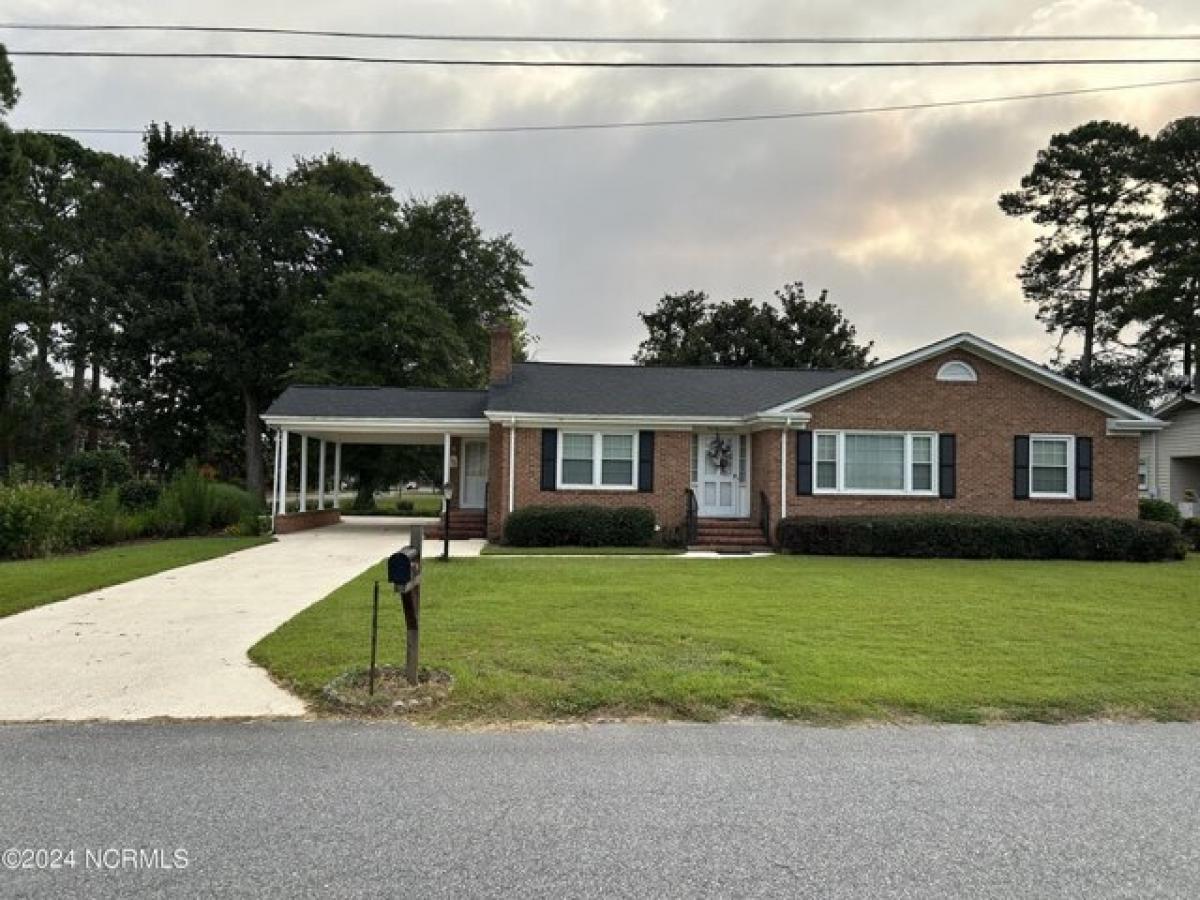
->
[[697, 432, 740, 517], [460, 440, 488, 509]]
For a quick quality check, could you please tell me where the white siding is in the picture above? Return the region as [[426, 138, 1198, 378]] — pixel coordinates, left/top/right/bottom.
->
[[1152, 404, 1200, 501]]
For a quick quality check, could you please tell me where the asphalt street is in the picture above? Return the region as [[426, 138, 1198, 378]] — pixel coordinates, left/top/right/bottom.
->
[[1, 721, 1198, 898]]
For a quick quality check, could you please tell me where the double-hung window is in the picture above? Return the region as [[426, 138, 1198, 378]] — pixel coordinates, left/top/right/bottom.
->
[[813, 430, 938, 495], [1029, 435, 1074, 499], [558, 431, 637, 489]]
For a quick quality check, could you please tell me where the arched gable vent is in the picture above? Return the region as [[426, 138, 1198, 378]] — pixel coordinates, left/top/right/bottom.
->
[[936, 360, 978, 383]]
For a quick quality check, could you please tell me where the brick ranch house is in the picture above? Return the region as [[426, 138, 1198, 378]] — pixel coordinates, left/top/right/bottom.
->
[[262, 326, 1166, 548]]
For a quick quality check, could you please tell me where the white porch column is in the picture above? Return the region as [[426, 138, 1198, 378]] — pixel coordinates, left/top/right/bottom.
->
[[443, 432, 452, 491], [318, 439, 327, 510], [332, 442, 342, 510], [279, 429, 290, 515], [299, 436, 308, 513], [271, 428, 281, 518]]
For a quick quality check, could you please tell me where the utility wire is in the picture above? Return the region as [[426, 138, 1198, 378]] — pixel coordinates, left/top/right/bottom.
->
[[27, 75, 1200, 137], [10, 49, 1200, 68], [3, 22, 1200, 45]]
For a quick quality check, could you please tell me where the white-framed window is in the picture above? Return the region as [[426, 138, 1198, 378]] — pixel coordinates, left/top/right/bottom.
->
[[936, 360, 978, 382], [1029, 434, 1074, 499], [813, 430, 939, 496], [558, 431, 638, 490], [1137, 457, 1149, 492]]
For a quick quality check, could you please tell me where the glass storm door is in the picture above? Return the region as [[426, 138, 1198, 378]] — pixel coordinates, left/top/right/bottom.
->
[[460, 440, 488, 508], [697, 432, 739, 517]]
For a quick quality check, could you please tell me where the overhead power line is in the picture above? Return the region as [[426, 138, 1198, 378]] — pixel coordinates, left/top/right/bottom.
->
[[27, 75, 1200, 137], [3, 22, 1200, 45], [9, 49, 1200, 68]]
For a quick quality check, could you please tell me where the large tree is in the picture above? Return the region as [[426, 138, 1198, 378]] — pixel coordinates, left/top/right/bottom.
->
[[1129, 116, 1200, 394], [999, 121, 1152, 386], [0, 132, 116, 471], [132, 125, 295, 494], [635, 281, 873, 368], [396, 194, 531, 381]]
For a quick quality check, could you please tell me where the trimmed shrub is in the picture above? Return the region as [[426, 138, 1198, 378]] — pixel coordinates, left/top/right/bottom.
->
[[209, 482, 259, 530], [503, 505, 657, 547], [776, 514, 1185, 562], [117, 478, 161, 511], [62, 449, 133, 499], [1182, 518, 1200, 552], [1139, 498, 1183, 528]]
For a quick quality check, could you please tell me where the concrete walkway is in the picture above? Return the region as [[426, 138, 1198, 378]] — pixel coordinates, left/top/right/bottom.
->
[[0, 518, 482, 722]]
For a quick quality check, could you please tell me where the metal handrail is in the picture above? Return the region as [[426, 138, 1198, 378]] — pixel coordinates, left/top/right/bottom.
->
[[684, 488, 699, 545], [759, 490, 771, 546]]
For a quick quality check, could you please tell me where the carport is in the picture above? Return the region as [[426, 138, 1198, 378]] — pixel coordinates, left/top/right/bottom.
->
[[261, 386, 491, 533]]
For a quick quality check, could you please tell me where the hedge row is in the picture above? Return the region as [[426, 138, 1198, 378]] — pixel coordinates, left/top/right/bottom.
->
[[0, 467, 265, 560], [776, 514, 1186, 562], [503, 504, 656, 547]]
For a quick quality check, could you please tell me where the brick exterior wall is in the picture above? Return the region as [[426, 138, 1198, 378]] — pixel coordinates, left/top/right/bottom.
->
[[486, 426, 693, 541], [274, 509, 341, 534], [749, 429, 790, 541], [790, 349, 1139, 518], [482, 348, 1140, 539]]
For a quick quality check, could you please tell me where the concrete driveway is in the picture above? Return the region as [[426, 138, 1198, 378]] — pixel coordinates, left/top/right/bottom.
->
[[0, 518, 483, 722]]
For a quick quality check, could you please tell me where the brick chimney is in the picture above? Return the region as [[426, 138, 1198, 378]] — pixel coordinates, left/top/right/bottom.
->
[[489, 323, 513, 385]]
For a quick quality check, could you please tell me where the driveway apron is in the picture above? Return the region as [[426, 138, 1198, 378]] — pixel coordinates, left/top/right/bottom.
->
[[0, 518, 481, 721]]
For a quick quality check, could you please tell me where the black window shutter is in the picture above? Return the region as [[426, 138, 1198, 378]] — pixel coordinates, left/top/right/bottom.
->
[[797, 430, 813, 496], [638, 431, 655, 492], [1076, 436, 1093, 501], [938, 434, 957, 499], [540, 429, 557, 491], [1013, 435, 1030, 500]]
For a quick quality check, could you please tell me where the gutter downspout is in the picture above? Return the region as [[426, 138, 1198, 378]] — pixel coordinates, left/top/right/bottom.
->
[[508, 418, 516, 513], [777, 422, 787, 520], [780, 418, 791, 521]]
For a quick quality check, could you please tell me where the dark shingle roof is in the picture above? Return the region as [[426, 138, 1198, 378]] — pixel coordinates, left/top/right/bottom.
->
[[266, 385, 488, 419], [265, 364, 860, 420], [487, 362, 858, 417]]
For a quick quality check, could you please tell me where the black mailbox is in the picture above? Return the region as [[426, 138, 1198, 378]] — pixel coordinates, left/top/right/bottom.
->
[[387, 548, 420, 591]]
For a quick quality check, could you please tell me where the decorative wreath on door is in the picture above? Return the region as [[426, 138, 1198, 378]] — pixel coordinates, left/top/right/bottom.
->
[[706, 435, 733, 475]]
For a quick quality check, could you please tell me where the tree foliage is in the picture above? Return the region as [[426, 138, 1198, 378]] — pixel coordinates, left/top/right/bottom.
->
[[635, 282, 874, 369], [999, 121, 1152, 387], [0, 95, 532, 494], [1004, 116, 1200, 402], [1130, 117, 1200, 393]]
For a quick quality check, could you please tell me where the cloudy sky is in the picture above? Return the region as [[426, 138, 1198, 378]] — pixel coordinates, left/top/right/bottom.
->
[[4, 0, 1199, 363]]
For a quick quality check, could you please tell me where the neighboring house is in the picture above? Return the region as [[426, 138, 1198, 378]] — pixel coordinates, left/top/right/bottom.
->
[[1140, 393, 1200, 515], [263, 327, 1165, 548]]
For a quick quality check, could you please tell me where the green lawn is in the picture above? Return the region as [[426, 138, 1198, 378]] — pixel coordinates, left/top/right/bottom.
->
[[0, 536, 272, 619], [338, 493, 443, 516], [481, 545, 683, 556], [249, 554, 1200, 724]]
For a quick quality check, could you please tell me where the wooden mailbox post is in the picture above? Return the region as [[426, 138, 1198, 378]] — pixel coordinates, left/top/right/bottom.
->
[[387, 525, 424, 686]]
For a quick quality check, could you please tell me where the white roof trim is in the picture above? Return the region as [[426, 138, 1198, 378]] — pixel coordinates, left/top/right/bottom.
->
[[761, 332, 1161, 425], [261, 415, 489, 434], [483, 411, 812, 429], [1108, 417, 1167, 434], [1153, 393, 1199, 418]]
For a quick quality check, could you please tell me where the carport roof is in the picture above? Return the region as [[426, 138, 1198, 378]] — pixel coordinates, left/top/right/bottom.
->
[[266, 385, 488, 420]]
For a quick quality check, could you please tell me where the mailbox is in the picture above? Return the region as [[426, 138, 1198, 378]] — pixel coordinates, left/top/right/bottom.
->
[[387, 548, 420, 592]]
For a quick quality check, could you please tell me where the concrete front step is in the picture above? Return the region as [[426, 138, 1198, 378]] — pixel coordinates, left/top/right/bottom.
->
[[427, 511, 487, 539], [688, 545, 774, 553], [693, 515, 771, 552]]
